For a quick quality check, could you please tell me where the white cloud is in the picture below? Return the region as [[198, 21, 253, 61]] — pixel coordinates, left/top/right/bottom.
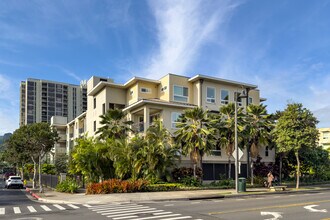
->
[[143, 0, 240, 79], [0, 74, 19, 135]]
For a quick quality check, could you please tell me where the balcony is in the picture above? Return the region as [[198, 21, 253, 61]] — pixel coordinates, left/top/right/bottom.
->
[[79, 128, 85, 134], [69, 133, 73, 138]]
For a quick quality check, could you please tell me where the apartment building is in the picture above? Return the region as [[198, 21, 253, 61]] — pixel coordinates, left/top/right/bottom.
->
[[319, 128, 330, 149], [63, 74, 274, 180], [20, 78, 87, 126]]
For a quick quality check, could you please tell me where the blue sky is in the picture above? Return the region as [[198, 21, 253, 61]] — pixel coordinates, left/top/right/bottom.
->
[[1, 0, 330, 135]]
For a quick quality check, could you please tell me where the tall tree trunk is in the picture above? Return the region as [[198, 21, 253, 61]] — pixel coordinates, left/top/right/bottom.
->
[[20, 163, 24, 181], [228, 158, 231, 179], [295, 152, 300, 189], [279, 155, 282, 185], [251, 159, 254, 185], [31, 158, 37, 189], [39, 156, 43, 193]]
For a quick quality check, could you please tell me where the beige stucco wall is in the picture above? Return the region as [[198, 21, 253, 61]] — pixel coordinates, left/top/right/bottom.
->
[[127, 83, 139, 105], [136, 81, 159, 100], [249, 89, 260, 105], [105, 87, 126, 106], [158, 75, 170, 101]]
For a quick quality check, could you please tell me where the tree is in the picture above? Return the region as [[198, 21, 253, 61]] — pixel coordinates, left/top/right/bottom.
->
[[135, 119, 180, 182], [96, 109, 134, 140], [175, 107, 216, 178], [273, 103, 319, 189], [27, 123, 59, 192], [245, 104, 273, 184], [69, 137, 114, 183], [4, 126, 31, 178], [213, 103, 245, 178], [54, 155, 68, 174]]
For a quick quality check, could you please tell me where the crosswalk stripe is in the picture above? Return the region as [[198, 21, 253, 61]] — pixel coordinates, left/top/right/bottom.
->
[[83, 204, 92, 208], [41, 205, 52, 211], [105, 210, 164, 218], [67, 204, 80, 209], [113, 216, 138, 220], [0, 208, 5, 215], [130, 214, 182, 220], [93, 205, 144, 212], [162, 217, 192, 220], [153, 212, 173, 215], [27, 206, 37, 213], [165, 217, 192, 220], [90, 204, 141, 209], [13, 207, 21, 214], [98, 206, 151, 214], [54, 204, 66, 210]]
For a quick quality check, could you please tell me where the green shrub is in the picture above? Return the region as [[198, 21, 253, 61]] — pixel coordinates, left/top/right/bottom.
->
[[145, 183, 183, 191], [180, 176, 201, 187], [172, 167, 202, 182], [209, 178, 234, 188], [56, 179, 79, 193]]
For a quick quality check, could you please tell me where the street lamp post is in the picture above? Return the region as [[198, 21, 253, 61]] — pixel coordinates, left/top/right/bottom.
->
[[234, 90, 248, 194], [234, 99, 239, 193]]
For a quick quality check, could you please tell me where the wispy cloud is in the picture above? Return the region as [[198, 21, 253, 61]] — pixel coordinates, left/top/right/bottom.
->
[[143, 0, 240, 79], [60, 68, 82, 82], [0, 74, 19, 134]]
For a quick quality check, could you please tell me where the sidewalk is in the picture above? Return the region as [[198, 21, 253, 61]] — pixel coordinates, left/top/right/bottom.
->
[[25, 184, 330, 205]]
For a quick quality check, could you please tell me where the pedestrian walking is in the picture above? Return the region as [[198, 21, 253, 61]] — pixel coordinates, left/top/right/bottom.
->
[[267, 171, 274, 188]]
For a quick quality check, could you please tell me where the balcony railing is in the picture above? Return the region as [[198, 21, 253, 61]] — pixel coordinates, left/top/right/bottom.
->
[[79, 128, 85, 134], [69, 133, 73, 138]]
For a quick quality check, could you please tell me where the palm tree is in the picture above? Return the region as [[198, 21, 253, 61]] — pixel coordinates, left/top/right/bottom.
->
[[97, 109, 134, 140], [215, 103, 245, 179], [175, 107, 216, 179], [135, 119, 180, 182], [245, 104, 274, 184]]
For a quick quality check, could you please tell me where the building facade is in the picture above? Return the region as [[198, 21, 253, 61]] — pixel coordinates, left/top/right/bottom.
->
[[20, 78, 87, 126], [319, 128, 330, 149], [62, 74, 275, 180]]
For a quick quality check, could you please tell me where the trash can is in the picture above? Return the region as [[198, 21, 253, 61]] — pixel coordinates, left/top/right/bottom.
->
[[238, 177, 246, 192]]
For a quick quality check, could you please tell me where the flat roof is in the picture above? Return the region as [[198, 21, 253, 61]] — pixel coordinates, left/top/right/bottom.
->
[[188, 74, 258, 89]]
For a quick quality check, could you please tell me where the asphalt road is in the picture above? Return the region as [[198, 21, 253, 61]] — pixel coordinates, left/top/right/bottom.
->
[[2, 175, 330, 220], [142, 190, 330, 220], [0, 177, 98, 220]]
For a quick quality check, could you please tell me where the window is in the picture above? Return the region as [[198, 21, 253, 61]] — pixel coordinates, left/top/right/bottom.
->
[[102, 103, 105, 114], [109, 103, 115, 110], [248, 97, 253, 105], [171, 112, 181, 128], [93, 121, 96, 132], [173, 85, 188, 102], [93, 97, 96, 109], [140, 87, 151, 93], [220, 90, 229, 104], [161, 86, 167, 92], [323, 132, 330, 139], [234, 92, 242, 107], [265, 146, 269, 157], [206, 87, 215, 103], [211, 145, 221, 156], [129, 90, 133, 96]]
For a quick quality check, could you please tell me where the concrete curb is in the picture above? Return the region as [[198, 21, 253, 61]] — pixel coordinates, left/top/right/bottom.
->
[[24, 186, 330, 204]]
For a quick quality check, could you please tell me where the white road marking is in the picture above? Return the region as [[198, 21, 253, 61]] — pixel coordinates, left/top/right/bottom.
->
[[0, 208, 5, 215], [98, 206, 152, 214], [212, 200, 223, 203], [83, 204, 92, 208], [260, 211, 283, 220], [191, 202, 200, 204], [113, 216, 138, 220], [256, 197, 264, 200], [236, 199, 246, 201], [153, 212, 173, 215], [130, 214, 182, 220], [288, 195, 295, 197], [93, 205, 144, 212], [41, 205, 52, 211], [54, 204, 66, 210], [162, 217, 192, 220], [273, 196, 281, 198], [27, 206, 37, 213], [304, 205, 327, 213], [67, 204, 80, 209], [106, 210, 164, 218], [165, 204, 174, 206], [103, 208, 159, 216], [13, 207, 21, 214]]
